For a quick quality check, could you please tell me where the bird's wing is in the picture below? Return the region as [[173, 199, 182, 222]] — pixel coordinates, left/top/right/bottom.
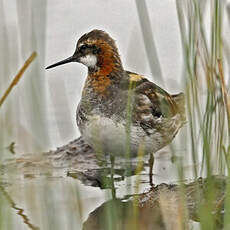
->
[[126, 71, 180, 119]]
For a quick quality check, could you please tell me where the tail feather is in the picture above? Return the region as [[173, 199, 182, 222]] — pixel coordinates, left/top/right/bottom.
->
[[172, 92, 186, 122]]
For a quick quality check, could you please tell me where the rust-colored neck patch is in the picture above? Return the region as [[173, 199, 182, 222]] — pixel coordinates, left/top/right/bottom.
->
[[88, 40, 123, 95], [90, 74, 111, 95]]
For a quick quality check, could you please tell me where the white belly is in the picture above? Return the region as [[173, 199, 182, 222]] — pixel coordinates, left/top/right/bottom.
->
[[81, 115, 170, 157]]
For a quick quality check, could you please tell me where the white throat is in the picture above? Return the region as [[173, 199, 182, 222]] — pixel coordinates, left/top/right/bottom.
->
[[79, 54, 97, 68]]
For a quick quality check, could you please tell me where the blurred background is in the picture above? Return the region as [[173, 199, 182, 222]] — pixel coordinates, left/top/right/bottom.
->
[[1, 0, 230, 229], [0, 0, 183, 154]]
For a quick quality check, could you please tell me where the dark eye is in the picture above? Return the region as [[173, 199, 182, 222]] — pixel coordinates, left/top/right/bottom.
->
[[79, 44, 87, 52]]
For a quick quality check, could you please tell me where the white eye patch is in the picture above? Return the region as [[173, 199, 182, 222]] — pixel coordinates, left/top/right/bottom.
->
[[79, 54, 97, 67]]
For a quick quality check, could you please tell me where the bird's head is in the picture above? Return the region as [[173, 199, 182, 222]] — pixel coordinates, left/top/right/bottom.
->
[[46, 29, 123, 74]]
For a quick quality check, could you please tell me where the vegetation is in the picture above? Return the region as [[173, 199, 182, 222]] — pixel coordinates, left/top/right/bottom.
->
[[1, 0, 230, 229]]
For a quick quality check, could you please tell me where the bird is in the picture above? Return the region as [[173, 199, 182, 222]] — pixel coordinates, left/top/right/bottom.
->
[[46, 29, 185, 186]]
